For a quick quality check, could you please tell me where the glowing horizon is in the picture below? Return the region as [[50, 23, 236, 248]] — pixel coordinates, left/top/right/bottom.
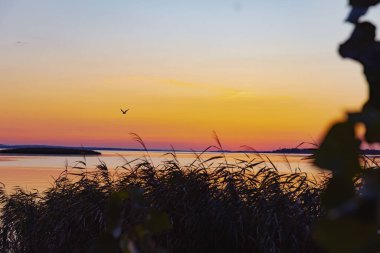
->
[[1, 1, 380, 150]]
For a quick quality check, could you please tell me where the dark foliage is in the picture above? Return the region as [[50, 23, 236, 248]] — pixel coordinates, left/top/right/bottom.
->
[[312, 1, 380, 252]]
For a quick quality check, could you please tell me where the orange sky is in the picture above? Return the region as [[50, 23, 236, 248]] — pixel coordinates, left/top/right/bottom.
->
[[1, 1, 379, 150]]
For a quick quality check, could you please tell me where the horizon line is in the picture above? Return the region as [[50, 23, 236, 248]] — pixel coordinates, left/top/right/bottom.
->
[[0, 143, 319, 153]]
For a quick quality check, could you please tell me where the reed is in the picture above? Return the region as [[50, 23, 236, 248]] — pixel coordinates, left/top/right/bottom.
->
[[0, 143, 326, 253]]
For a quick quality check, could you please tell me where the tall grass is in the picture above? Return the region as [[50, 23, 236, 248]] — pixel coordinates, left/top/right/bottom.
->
[[0, 147, 325, 253]]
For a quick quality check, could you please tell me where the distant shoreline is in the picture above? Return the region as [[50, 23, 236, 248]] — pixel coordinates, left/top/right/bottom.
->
[[1, 144, 380, 156], [0, 147, 101, 156]]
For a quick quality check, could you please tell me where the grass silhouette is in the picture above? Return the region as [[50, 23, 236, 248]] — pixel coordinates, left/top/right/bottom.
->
[[0, 138, 326, 252]]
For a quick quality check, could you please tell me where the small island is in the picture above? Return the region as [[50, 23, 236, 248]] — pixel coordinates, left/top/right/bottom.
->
[[0, 147, 101, 156]]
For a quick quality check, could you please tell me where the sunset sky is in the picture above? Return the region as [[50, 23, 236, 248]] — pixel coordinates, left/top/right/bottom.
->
[[1, 0, 380, 150]]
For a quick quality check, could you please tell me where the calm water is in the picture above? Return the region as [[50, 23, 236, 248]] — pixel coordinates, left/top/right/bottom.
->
[[0, 150, 323, 192]]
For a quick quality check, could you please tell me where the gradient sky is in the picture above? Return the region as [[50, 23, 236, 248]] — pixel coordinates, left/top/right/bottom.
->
[[1, 0, 380, 150]]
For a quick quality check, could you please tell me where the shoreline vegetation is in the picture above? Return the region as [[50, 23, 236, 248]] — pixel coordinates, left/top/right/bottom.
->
[[0, 135, 375, 252], [0, 147, 101, 156], [0, 145, 326, 253]]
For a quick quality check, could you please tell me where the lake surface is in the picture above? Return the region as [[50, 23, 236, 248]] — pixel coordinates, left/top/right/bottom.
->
[[0, 150, 324, 192]]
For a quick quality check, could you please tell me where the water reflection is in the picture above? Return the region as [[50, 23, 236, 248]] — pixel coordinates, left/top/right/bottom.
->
[[0, 151, 322, 192]]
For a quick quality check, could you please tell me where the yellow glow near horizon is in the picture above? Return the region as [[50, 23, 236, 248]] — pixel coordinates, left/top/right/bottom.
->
[[0, 72, 358, 150]]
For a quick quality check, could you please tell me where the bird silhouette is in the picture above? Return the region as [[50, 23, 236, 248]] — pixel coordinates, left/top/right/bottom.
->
[[120, 109, 129, 114]]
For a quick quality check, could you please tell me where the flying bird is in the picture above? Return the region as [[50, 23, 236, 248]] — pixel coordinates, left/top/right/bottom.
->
[[120, 109, 129, 114]]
